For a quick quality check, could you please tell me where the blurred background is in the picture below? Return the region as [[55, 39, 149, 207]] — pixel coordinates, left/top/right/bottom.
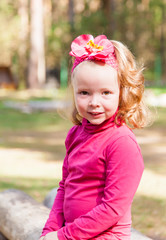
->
[[0, 0, 166, 239]]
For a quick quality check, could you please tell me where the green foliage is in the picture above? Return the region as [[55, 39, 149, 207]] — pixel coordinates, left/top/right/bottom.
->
[[0, 0, 166, 86], [75, 10, 108, 37], [0, 1, 20, 65], [46, 20, 71, 68]]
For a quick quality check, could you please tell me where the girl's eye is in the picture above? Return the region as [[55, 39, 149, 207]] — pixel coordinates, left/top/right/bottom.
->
[[103, 91, 111, 95], [80, 91, 89, 95]]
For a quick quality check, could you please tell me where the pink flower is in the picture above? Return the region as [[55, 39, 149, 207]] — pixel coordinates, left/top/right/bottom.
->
[[69, 34, 118, 71], [69, 34, 115, 60]]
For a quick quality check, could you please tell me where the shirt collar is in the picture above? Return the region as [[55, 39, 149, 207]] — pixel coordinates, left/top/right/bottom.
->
[[82, 111, 118, 134]]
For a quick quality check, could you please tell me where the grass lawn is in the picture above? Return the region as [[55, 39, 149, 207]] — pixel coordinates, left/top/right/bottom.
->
[[0, 176, 59, 202], [146, 86, 166, 95], [0, 89, 166, 240]]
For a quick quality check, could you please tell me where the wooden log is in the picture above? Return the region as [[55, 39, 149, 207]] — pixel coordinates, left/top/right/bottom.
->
[[131, 228, 152, 240], [43, 187, 57, 209], [0, 232, 8, 240], [0, 189, 49, 240], [0, 188, 152, 240]]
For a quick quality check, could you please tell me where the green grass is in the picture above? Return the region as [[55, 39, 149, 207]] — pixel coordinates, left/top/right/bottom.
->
[[146, 86, 166, 95], [0, 103, 165, 132], [0, 89, 71, 131], [132, 195, 166, 239], [0, 90, 70, 201], [0, 102, 72, 132], [0, 108, 68, 131], [0, 176, 59, 202], [150, 107, 166, 127]]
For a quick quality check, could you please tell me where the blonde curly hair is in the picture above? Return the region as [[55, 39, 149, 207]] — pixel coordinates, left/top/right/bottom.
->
[[69, 40, 151, 129]]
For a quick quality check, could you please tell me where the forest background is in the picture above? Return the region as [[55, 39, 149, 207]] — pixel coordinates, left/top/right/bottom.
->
[[0, 0, 166, 89]]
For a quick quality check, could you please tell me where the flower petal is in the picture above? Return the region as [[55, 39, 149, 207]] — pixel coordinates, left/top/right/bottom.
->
[[74, 34, 93, 46], [94, 35, 107, 45], [99, 39, 114, 52], [70, 34, 94, 57], [69, 48, 87, 58]]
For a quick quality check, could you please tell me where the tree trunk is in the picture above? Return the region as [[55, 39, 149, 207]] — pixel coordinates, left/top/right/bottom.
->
[[102, 0, 116, 37], [28, 0, 46, 88], [0, 189, 49, 240], [68, 0, 74, 31], [160, 5, 166, 82], [18, 0, 29, 88]]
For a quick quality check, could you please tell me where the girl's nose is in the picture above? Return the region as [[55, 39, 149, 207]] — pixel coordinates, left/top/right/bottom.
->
[[89, 95, 100, 107]]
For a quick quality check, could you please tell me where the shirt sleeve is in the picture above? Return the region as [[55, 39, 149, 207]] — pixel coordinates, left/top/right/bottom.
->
[[57, 135, 144, 240], [41, 154, 69, 237]]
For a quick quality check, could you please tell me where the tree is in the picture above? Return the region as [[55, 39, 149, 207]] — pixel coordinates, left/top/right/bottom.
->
[[101, 0, 116, 37], [160, 5, 166, 82], [28, 0, 46, 88], [18, 0, 29, 87], [68, 0, 74, 32]]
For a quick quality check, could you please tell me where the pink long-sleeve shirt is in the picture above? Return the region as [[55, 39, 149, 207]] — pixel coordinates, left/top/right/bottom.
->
[[41, 116, 144, 240]]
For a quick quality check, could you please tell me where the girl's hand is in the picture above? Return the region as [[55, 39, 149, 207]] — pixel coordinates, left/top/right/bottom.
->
[[43, 232, 59, 240]]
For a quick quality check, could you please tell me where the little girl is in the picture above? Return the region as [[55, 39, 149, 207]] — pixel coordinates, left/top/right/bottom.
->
[[40, 34, 149, 240]]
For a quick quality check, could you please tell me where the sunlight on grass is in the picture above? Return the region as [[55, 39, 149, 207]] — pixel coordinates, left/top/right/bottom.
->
[[153, 107, 166, 127], [137, 169, 166, 199], [0, 88, 72, 131], [0, 109, 71, 131], [0, 148, 64, 179], [0, 89, 67, 101], [146, 87, 166, 95], [132, 194, 166, 239]]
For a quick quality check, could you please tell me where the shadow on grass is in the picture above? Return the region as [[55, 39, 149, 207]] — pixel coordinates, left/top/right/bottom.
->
[[0, 176, 59, 203], [0, 129, 69, 162]]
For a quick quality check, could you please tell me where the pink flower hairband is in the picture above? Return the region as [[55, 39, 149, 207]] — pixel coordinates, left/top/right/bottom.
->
[[69, 34, 118, 72]]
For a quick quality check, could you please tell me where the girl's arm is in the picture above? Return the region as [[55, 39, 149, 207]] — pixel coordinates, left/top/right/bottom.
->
[[40, 155, 68, 238], [57, 135, 144, 240]]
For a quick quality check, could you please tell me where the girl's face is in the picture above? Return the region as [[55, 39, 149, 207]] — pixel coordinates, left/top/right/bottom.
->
[[72, 61, 120, 125]]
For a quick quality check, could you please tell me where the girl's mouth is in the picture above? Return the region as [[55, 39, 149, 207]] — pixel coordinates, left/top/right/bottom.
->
[[88, 112, 103, 116]]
